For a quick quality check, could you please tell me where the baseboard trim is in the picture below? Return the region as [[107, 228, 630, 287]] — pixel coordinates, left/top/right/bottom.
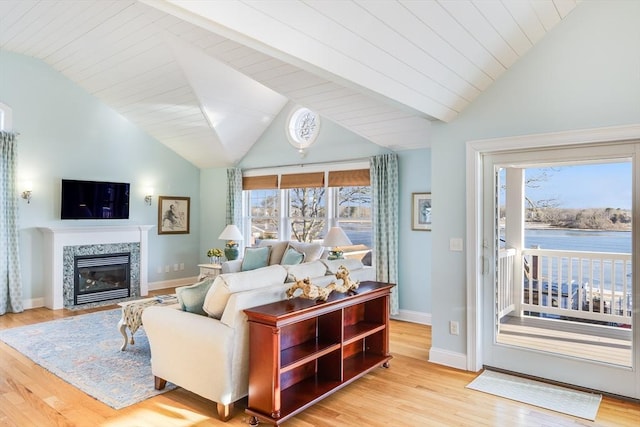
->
[[147, 276, 199, 292], [22, 297, 45, 310], [429, 346, 468, 371], [391, 309, 431, 325]]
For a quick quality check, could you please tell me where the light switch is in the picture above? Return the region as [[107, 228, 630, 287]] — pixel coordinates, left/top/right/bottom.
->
[[450, 238, 463, 252]]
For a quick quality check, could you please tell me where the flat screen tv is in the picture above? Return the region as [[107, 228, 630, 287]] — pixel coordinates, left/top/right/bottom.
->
[[61, 179, 130, 220]]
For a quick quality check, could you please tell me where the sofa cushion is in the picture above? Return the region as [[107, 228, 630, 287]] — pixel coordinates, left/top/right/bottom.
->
[[241, 246, 271, 271], [284, 260, 328, 283], [176, 277, 215, 315], [288, 241, 324, 262], [281, 246, 305, 265], [203, 265, 287, 319], [258, 240, 289, 265], [321, 259, 364, 274]]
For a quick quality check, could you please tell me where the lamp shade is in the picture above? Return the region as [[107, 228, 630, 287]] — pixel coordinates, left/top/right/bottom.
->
[[218, 224, 244, 241], [323, 227, 352, 248]]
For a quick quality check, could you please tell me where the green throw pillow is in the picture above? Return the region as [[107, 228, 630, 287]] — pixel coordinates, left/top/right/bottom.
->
[[281, 246, 305, 265], [176, 278, 214, 315], [241, 246, 271, 271]]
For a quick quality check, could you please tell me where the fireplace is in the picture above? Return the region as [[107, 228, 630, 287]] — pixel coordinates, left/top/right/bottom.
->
[[74, 253, 131, 305], [40, 225, 152, 309]]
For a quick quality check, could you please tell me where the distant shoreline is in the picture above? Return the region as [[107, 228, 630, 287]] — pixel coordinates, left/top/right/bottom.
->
[[524, 222, 631, 231]]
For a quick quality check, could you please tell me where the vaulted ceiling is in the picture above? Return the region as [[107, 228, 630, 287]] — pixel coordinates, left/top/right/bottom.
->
[[0, 0, 580, 168]]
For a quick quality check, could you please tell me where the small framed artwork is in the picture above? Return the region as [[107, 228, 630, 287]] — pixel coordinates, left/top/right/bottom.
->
[[412, 193, 432, 231], [158, 196, 190, 235]]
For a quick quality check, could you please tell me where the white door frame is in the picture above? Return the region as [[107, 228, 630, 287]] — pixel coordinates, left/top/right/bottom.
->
[[465, 124, 640, 372]]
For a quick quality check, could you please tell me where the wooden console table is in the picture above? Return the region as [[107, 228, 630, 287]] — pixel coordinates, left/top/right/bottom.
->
[[244, 281, 394, 426]]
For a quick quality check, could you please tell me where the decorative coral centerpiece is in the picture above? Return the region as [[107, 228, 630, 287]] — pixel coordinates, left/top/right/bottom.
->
[[286, 277, 333, 302], [330, 265, 360, 294]]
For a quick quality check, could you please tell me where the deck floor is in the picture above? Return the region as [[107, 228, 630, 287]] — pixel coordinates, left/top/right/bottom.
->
[[498, 315, 632, 367]]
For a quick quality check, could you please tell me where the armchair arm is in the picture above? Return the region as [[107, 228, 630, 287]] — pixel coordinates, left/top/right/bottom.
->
[[221, 259, 242, 273], [142, 306, 236, 403]]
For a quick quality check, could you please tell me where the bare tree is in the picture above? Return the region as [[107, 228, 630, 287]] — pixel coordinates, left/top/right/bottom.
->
[[524, 168, 560, 209], [289, 187, 326, 242], [337, 186, 371, 219]]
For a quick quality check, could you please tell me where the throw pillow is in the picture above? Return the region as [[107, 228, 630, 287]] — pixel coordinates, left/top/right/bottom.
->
[[258, 240, 289, 265], [288, 241, 324, 262], [241, 246, 271, 271], [281, 246, 305, 265], [175, 277, 215, 315]]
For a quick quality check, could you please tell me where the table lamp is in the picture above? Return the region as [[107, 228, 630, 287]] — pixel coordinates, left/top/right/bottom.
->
[[323, 227, 352, 260], [218, 224, 244, 261]]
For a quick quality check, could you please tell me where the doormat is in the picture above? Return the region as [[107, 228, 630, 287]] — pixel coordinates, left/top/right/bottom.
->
[[466, 370, 601, 421]]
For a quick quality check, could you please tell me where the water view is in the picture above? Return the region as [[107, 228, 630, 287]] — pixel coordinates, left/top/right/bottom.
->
[[525, 229, 631, 253]]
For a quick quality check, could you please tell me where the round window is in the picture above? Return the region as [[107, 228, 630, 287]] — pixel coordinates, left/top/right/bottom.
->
[[286, 107, 320, 153]]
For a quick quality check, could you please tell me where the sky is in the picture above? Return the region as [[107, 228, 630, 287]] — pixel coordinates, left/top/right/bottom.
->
[[524, 162, 632, 209]]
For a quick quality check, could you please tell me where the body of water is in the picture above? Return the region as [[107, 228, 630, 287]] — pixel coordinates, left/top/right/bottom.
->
[[525, 229, 631, 254]]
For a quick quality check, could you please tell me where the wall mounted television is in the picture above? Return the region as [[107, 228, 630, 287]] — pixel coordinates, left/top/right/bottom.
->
[[61, 179, 130, 220]]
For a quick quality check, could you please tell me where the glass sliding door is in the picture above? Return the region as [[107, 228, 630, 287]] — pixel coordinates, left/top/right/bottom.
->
[[481, 142, 638, 398]]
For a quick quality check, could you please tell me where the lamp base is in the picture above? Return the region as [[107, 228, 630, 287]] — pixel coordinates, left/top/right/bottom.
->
[[327, 250, 344, 260], [225, 246, 239, 261]]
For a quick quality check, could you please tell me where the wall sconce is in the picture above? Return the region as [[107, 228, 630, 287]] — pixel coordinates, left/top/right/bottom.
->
[[21, 181, 33, 204], [144, 188, 154, 206]]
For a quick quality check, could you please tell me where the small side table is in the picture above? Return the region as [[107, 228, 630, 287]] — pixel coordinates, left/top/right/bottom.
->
[[198, 263, 222, 280]]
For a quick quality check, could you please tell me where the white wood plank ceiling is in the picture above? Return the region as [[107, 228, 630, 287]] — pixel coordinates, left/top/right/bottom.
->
[[0, 0, 579, 168]]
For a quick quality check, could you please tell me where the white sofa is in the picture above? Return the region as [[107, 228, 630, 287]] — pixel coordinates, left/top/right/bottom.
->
[[221, 239, 326, 274], [142, 259, 374, 421]]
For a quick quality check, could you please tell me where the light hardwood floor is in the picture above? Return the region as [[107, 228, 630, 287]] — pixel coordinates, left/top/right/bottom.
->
[[1, 298, 639, 426]]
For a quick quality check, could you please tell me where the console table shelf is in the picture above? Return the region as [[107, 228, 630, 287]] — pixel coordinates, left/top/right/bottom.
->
[[244, 281, 394, 426]]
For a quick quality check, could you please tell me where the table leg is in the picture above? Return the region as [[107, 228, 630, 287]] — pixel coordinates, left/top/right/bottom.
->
[[117, 315, 129, 351]]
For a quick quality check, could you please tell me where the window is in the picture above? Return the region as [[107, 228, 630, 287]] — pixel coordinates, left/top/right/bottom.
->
[[242, 167, 373, 261], [0, 102, 12, 131], [248, 189, 280, 245], [335, 186, 372, 247], [288, 187, 326, 242]]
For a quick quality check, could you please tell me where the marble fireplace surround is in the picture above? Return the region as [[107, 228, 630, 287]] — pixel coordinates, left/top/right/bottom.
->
[[40, 225, 153, 309]]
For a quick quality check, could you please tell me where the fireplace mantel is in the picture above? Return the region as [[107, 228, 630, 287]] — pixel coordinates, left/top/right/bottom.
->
[[39, 225, 154, 309]]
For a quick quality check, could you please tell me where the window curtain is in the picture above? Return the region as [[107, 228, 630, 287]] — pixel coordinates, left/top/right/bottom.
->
[[226, 168, 243, 226], [370, 154, 399, 315], [1, 131, 23, 315]]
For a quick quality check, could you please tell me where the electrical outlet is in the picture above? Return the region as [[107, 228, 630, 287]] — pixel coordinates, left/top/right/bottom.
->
[[179, 263, 184, 270], [173, 263, 179, 271], [449, 321, 459, 335], [164, 265, 170, 273], [450, 238, 463, 252]]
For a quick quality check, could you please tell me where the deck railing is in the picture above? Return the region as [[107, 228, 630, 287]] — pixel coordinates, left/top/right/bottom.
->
[[498, 248, 632, 326], [498, 248, 517, 318]]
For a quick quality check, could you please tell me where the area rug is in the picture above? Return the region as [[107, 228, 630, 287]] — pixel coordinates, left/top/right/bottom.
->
[[0, 308, 176, 409], [466, 370, 601, 420]]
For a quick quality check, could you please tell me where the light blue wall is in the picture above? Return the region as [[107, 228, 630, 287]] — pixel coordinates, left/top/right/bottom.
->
[[0, 51, 202, 305], [199, 167, 228, 260], [430, 1, 640, 356], [398, 149, 432, 315]]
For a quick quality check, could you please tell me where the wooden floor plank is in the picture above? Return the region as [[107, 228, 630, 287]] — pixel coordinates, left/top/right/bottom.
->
[[0, 300, 639, 426]]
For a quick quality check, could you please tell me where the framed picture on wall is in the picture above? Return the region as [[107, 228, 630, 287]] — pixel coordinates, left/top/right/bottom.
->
[[158, 196, 190, 235], [412, 193, 432, 231]]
